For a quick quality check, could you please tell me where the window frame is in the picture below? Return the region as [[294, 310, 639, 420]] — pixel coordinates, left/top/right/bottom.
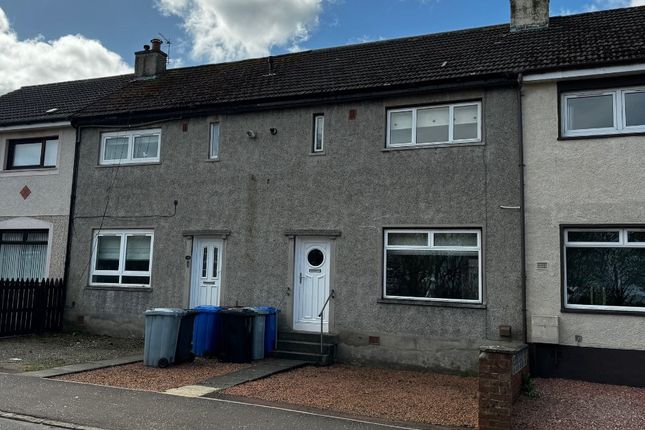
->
[[312, 114, 325, 153], [89, 229, 154, 288], [561, 87, 645, 137], [562, 226, 645, 313], [209, 122, 220, 160], [386, 101, 482, 148], [5, 136, 59, 170], [382, 228, 483, 304], [99, 129, 161, 165]]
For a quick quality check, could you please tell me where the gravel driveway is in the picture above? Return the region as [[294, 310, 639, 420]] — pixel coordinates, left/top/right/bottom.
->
[[224, 364, 478, 428], [56, 359, 249, 392], [0, 332, 142, 373], [513, 378, 645, 429]]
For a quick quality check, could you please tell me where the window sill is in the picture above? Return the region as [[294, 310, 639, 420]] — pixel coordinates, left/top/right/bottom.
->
[[562, 306, 645, 317], [96, 161, 162, 168], [309, 152, 326, 156], [0, 168, 59, 177], [85, 285, 152, 292], [204, 158, 220, 162], [558, 131, 645, 141], [382, 142, 485, 152], [377, 298, 486, 309]]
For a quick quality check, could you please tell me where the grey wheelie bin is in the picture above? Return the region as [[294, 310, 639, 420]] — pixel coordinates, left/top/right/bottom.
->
[[251, 307, 269, 360], [144, 308, 192, 368]]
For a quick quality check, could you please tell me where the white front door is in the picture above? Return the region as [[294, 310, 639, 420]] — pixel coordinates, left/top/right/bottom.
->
[[293, 237, 331, 332], [190, 238, 223, 308]]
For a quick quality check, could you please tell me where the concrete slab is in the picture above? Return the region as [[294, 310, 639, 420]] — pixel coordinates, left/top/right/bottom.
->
[[18, 355, 142, 378], [200, 358, 307, 390], [164, 385, 218, 397]]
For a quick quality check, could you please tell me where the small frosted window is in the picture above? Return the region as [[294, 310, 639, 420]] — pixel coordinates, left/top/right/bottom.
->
[[210, 123, 220, 159]]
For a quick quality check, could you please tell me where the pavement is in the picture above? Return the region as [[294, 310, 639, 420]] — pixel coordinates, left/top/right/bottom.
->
[[0, 373, 429, 430]]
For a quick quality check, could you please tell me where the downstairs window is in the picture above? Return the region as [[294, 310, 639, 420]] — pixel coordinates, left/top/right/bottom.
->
[[383, 229, 482, 303], [90, 230, 154, 287], [564, 228, 645, 312]]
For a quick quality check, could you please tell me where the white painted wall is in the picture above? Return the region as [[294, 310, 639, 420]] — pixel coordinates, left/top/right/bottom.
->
[[0, 126, 75, 278], [523, 81, 645, 350], [0, 126, 75, 217]]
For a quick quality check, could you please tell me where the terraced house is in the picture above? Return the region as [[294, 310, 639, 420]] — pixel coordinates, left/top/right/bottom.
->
[[0, 76, 129, 281], [522, 6, 645, 386], [5, 1, 645, 376]]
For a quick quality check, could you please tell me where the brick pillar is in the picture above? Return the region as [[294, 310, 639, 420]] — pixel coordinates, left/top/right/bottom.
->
[[478, 343, 529, 430]]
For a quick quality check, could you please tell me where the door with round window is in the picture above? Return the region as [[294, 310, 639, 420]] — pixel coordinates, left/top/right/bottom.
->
[[293, 238, 331, 332]]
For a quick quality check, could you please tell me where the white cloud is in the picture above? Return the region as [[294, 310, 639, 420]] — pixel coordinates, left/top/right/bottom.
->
[[0, 7, 131, 95], [155, 0, 323, 63], [559, 0, 645, 15]]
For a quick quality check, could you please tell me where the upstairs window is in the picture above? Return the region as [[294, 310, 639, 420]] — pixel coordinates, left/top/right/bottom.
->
[[312, 114, 324, 153], [383, 229, 482, 303], [209, 123, 220, 159], [100, 129, 160, 165], [564, 228, 645, 312], [562, 88, 645, 137], [6, 137, 58, 170], [387, 102, 481, 148]]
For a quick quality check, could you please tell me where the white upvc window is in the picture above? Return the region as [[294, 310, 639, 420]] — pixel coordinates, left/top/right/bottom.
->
[[90, 229, 154, 287], [562, 87, 645, 137], [209, 122, 220, 159], [313, 114, 324, 153], [564, 227, 645, 312], [387, 101, 482, 148], [383, 229, 482, 303], [100, 129, 161, 165]]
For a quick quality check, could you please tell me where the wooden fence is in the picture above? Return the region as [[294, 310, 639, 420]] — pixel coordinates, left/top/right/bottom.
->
[[0, 278, 66, 337]]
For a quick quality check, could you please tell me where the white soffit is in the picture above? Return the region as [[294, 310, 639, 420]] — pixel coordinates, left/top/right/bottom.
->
[[524, 63, 645, 83], [0, 121, 71, 132]]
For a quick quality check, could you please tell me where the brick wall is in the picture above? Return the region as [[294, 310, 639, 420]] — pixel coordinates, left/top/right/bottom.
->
[[478, 344, 529, 430]]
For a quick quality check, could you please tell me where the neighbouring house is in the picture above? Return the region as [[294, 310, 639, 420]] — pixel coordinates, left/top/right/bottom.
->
[[0, 76, 130, 281], [522, 9, 645, 385]]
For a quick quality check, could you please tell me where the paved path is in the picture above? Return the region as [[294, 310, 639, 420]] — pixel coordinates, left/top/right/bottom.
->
[[200, 358, 307, 390], [0, 374, 427, 430]]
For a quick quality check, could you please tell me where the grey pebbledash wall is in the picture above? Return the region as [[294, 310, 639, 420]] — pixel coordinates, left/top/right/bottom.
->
[[66, 86, 523, 372]]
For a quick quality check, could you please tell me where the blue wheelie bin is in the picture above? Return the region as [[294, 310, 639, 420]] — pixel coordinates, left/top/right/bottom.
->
[[192, 305, 224, 357]]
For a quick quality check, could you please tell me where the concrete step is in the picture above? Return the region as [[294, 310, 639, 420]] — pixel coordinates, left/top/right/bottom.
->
[[278, 331, 339, 344], [277, 339, 336, 355], [271, 350, 333, 366]]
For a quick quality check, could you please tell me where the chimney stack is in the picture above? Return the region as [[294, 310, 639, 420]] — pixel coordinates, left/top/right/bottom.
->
[[510, 0, 550, 31], [134, 38, 167, 78]]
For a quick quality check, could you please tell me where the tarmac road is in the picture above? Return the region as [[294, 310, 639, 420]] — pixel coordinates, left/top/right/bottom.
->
[[0, 374, 431, 430]]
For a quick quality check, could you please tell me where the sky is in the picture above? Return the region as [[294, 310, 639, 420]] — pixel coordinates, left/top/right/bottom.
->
[[0, 0, 644, 95]]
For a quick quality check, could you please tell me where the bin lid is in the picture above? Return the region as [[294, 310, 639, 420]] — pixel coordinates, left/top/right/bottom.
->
[[145, 307, 186, 316], [193, 305, 225, 313], [254, 306, 279, 314], [252, 307, 271, 315], [220, 307, 257, 316]]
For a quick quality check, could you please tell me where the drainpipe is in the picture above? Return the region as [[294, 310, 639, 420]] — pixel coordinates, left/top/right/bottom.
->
[[62, 123, 83, 314], [516, 73, 528, 343]]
